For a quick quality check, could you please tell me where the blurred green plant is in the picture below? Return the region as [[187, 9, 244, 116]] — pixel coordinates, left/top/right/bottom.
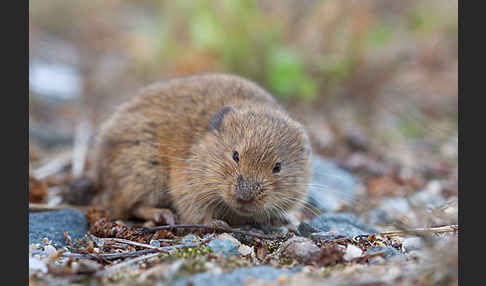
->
[[156, 0, 317, 101]]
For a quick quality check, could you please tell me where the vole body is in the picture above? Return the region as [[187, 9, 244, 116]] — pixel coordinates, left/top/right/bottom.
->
[[94, 74, 311, 226]]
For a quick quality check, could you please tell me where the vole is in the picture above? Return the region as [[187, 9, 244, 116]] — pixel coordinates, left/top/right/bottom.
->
[[93, 74, 311, 226]]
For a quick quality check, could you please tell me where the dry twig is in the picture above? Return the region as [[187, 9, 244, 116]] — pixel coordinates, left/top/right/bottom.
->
[[140, 224, 286, 240], [64, 242, 202, 260], [379, 224, 458, 237]]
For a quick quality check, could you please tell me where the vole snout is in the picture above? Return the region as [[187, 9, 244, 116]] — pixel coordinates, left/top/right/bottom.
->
[[235, 175, 262, 204]]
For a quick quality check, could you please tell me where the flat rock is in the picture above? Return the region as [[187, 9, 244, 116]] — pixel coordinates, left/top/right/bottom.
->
[[365, 245, 405, 261], [29, 209, 89, 247], [181, 234, 201, 244], [172, 266, 300, 286], [207, 238, 239, 257], [298, 213, 377, 237], [308, 156, 358, 212], [364, 181, 447, 226], [280, 236, 320, 263], [402, 237, 423, 252], [365, 197, 412, 225]]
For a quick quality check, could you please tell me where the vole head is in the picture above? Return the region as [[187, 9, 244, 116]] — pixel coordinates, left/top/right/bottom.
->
[[189, 105, 311, 224]]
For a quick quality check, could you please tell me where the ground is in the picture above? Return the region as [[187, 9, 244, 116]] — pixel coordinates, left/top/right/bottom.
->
[[29, 1, 458, 285]]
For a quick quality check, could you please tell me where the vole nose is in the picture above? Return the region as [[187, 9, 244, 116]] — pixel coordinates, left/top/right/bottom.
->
[[236, 197, 254, 204], [236, 175, 261, 204]]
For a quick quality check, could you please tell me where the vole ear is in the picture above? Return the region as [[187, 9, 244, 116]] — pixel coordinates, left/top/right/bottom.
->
[[209, 105, 236, 132]]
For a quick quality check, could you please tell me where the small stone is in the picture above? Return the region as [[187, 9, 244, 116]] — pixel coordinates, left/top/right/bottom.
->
[[281, 236, 320, 263], [365, 245, 405, 261], [343, 244, 362, 261], [150, 239, 161, 248], [402, 237, 423, 252], [73, 259, 103, 274], [29, 257, 48, 273], [410, 185, 445, 209], [172, 266, 300, 286], [368, 255, 387, 264], [310, 231, 348, 242], [217, 233, 241, 246], [44, 245, 57, 255], [298, 213, 377, 237], [181, 234, 201, 244], [238, 244, 253, 257], [208, 238, 239, 257], [307, 156, 358, 212], [29, 209, 89, 247]]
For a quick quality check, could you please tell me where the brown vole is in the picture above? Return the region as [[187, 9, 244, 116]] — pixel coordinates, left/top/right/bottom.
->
[[93, 74, 311, 226]]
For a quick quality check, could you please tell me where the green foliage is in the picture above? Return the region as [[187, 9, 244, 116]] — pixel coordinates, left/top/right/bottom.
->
[[157, 0, 317, 101], [364, 24, 393, 48], [267, 47, 317, 101]]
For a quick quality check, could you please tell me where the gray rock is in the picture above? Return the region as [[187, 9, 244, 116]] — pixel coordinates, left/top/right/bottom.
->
[[310, 231, 348, 242], [298, 213, 377, 237], [181, 234, 201, 244], [402, 237, 423, 252], [29, 209, 89, 247], [172, 266, 300, 286], [365, 181, 446, 226], [366, 197, 412, 225], [410, 189, 445, 209], [207, 238, 239, 257], [280, 236, 320, 263], [308, 156, 358, 212], [365, 246, 405, 261]]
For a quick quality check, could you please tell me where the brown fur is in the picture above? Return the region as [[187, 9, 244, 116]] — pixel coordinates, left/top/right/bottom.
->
[[93, 74, 311, 226]]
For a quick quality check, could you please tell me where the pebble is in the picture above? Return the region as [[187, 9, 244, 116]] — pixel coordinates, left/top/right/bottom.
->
[[364, 246, 405, 261], [149, 239, 161, 248], [207, 238, 240, 257], [280, 236, 320, 263], [307, 156, 359, 212], [217, 233, 241, 246], [29, 209, 89, 247], [29, 257, 48, 273], [310, 231, 348, 242], [43, 245, 57, 255], [181, 234, 201, 244], [298, 213, 377, 237], [402, 237, 423, 252], [238, 244, 254, 257], [172, 266, 301, 286], [366, 197, 412, 225], [343, 244, 363, 261]]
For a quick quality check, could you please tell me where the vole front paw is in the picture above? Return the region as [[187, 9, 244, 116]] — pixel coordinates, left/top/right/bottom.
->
[[205, 219, 231, 230]]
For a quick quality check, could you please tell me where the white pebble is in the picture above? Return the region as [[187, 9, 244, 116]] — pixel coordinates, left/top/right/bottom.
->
[[29, 257, 48, 273], [150, 239, 161, 248], [238, 244, 253, 256], [403, 237, 423, 252], [43, 245, 57, 255], [217, 233, 241, 246], [343, 244, 362, 261]]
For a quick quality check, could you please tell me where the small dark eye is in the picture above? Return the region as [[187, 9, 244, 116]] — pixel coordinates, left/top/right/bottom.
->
[[272, 162, 281, 173], [232, 151, 239, 163]]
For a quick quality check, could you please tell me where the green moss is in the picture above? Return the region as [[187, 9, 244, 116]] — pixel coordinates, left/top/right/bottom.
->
[[170, 245, 212, 259]]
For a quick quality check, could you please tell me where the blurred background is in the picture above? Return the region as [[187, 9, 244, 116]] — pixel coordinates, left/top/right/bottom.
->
[[29, 0, 457, 223], [29, 1, 458, 283]]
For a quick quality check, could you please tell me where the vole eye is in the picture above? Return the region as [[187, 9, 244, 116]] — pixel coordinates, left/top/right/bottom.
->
[[272, 162, 281, 173], [232, 151, 239, 163]]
